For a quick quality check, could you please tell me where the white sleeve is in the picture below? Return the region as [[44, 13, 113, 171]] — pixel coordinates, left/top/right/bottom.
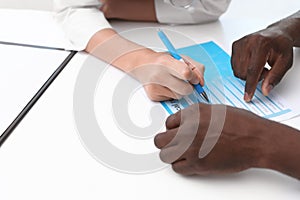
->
[[53, 0, 112, 50], [154, 0, 231, 24]]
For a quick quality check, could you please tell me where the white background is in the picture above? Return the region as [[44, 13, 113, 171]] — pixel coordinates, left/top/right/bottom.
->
[[1, 1, 300, 200], [0, 0, 52, 10]]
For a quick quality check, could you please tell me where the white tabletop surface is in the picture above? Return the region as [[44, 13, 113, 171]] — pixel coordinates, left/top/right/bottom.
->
[[1, 1, 300, 199]]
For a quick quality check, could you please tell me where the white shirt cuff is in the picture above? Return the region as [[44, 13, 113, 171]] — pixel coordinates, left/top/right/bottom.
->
[[55, 8, 111, 51]]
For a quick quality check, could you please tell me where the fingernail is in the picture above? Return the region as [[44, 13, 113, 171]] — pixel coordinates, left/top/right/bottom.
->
[[265, 84, 274, 95], [199, 77, 205, 86], [244, 92, 251, 102]]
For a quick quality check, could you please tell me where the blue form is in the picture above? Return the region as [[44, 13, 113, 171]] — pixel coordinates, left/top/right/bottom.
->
[[160, 41, 292, 119]]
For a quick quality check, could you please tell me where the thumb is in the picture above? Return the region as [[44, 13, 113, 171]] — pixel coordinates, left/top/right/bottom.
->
[[262, 58, 292, 96], [181, 55, 205, 86]]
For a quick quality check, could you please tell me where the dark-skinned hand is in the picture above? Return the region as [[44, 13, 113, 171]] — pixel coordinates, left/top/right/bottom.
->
[[153, 102, 300, 178], [231, 28, 294, 102]]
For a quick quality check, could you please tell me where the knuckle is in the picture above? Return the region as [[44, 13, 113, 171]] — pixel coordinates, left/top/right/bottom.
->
[[159, 151, 172, 164], [230, 57, 237, 69], [232, 69, 240, 78], [233, 36, 251, 49], [181, 84, 194, 95], [148, 74, 163, 84], [154, 135, 163, 148], [172, 164, 183, 174], [145, 86, 160, 101], [231, 62, 246, 80], [145, 84, 154, 92], [247, 66, 259, 76], [255, 34, 267, 43], [234, 34, 265, 49], [155, 53, 171, 65], [233, 70, 246, 80], [270, 72, 284, 83], [166, 111, 181, 125], [254, 34, 271, 49], [182, 67, 192, 80], [148, 94, 159, 101], [232, 40, 241, 51]]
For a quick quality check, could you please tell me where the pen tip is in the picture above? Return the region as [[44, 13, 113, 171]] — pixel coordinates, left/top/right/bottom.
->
[[202, 92, 210, 103]]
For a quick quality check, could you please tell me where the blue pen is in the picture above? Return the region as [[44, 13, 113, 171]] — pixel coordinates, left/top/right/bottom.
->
[[157, 29, 210, 103]]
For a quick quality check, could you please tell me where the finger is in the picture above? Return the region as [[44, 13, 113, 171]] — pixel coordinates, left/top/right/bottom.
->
[[164, 55, 194, 81], [159, 145, 185, 164], [182, 55, 205, 75], [244, 51, 268, 102], [192, 67, 205, 86], [150, 64, 194, 96], [152, 55, 195, 95], [231, 39, 249, 80], [154, 129, 178, 149], [181, 55, 205, 85], [144, 84, 182, 101], [172, 160, 195, 175], [259, 68, 269, 81], [165, 111, 181, 129], [159, 77, 194, 96], [261, 57, 292, 96]]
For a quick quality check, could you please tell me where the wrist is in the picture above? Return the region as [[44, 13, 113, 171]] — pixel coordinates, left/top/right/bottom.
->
[[86, 29, 155, 73], [258, 120, 300, 179], [267, 17, 300, 47], [249, 118, 276, 169], [113, 48, 157, 73]]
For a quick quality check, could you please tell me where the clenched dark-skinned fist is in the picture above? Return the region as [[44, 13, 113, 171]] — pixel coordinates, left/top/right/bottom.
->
[[155, 103, 300, 179]]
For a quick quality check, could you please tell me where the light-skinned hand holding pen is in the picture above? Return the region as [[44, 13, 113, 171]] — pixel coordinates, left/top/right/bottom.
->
[[86, 29, 205, 101], [157, 29, 209, 102]]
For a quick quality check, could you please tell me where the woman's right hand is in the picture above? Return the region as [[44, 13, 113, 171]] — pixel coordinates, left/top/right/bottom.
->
[[86, 29, 205, 101], [128, 50, 205, 101]]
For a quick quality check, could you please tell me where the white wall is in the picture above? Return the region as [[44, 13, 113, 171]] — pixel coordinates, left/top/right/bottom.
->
[[0, 0, 52, 10]]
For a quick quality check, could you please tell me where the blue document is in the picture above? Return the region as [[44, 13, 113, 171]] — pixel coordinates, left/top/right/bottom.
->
[[160, 41, 296, 121]]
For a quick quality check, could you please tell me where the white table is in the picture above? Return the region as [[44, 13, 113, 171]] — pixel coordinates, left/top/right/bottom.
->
[[1, 1, 300, 199]]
